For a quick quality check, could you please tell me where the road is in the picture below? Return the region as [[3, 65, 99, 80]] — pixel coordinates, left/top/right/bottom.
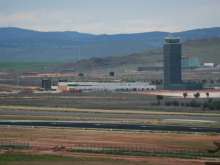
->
[[0, 109, 219, 122], [0, 120, 219, 133]]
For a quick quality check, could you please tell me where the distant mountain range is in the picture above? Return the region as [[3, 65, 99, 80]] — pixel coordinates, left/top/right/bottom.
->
[[0, 27, 220, 62]]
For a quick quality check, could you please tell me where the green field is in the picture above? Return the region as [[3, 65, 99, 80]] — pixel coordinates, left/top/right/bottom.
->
[[0, 153, 152, 165]]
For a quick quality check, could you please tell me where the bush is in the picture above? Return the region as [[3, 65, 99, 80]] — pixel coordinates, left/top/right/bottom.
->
[[190, 100, 201, 107], [172, 100, 179, 106], [109, 72, 114, 76], [157, 100, 160, 106], [156, 95, 163, 100], [78, 73, 84, 76], [203, 100, 220, 110], [208, 98, 213, 103], [206, 132, 219, 136]]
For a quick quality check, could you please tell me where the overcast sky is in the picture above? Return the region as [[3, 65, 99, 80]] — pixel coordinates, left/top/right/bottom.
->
[[0, 0, 220, 34]]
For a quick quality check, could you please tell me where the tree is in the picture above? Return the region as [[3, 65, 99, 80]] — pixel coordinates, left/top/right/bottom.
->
[[172, 100, 179, 106], [206, 92, 209, 98], [156, 95, 163, 100], [78, 73, 84, 77], [109, 71, 114, 76], [157, 100, 160, 106], [183, 93, 187, 98], [202, 79, 207, 84], [194, 93, 200, 98], [155, 80, 159, 85]]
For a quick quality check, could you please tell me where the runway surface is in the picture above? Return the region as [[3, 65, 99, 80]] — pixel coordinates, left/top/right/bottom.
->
[[0, 109, 219, 122], [0, 120, 219, 133]]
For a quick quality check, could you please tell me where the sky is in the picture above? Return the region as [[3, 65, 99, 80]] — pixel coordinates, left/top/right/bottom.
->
[[0, 0, 220, 34]]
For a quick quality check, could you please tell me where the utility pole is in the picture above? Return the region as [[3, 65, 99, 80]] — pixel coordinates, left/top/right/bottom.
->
[[78, 46, 81, 61], [17, 63, 20, 88], [36, 77, 38, 87]]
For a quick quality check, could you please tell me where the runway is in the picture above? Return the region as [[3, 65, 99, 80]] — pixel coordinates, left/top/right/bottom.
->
[[0, 120, 219, 133], [0, 109, 219, 122]]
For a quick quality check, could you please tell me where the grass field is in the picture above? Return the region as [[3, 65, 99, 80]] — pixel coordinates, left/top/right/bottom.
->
[[0, 153, 148, 165]]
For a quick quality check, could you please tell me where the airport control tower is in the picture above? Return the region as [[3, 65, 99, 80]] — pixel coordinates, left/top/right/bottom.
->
[[164, 37, 181, 89], [163, 37, 202, 90]]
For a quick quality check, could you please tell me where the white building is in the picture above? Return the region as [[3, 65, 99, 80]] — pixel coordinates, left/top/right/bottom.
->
[[58, 82, 156, 92], [204, 63, 214, 67]]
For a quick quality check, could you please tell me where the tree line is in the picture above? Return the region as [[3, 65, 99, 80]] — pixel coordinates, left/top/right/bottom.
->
[[154, 95, 220, 110]]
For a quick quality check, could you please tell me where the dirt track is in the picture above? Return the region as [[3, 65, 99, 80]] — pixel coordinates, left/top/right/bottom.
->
[[1, 127, 220, 165], [1, 106, 219, 116]]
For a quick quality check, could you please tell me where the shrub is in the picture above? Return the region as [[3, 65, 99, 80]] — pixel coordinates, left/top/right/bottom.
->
[[203, 100, 220, 110], [157, 100, 160, 106], [208, 98, 213, 103], [206, 132, 219, 136], [78, 73, 84, 76], [190, 100, 201, 107], [183, 93, 187, 98], [156, 95, 163, 100], [109, 72, 114, 76], [172, 100, 179, 106], [202, 79, 207, 84]]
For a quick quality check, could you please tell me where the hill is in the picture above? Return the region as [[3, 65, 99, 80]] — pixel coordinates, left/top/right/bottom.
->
[[0, 27, 220, 62], [54, 37, 220, 73]]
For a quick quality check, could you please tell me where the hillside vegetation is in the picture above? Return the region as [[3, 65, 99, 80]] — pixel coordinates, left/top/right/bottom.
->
[[54, 37, 220, 73], [1, 27, 220, 62]]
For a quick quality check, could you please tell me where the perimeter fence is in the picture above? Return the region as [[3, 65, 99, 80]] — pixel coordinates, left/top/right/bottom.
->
[[69, 142, 220, 158], [0, 140, 30, 149], [0, 140, 219, 158]]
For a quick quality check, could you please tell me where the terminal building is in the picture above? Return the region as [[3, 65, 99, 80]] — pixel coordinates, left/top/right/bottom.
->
[[58, 82, 156, 92], [164, 37, 202, 90]]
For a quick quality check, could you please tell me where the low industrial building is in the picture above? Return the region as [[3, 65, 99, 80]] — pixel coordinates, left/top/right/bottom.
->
[[181, 57, 200, 67], [204, 63, 214, 67], [58, 82, 156, 92]]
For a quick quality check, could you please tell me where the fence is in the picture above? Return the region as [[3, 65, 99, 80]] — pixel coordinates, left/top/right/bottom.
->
[[0, 140, 29, 149], [0, 140, 219, 158], [69, 142, 220, 158]]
